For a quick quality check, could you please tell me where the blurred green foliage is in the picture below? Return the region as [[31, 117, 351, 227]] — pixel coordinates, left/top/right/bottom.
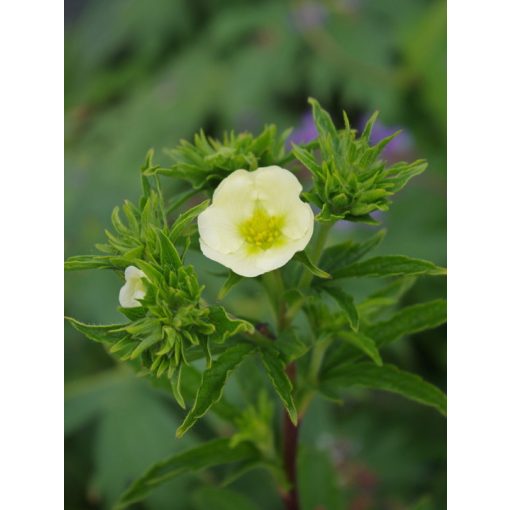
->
[[65, 0, 446, 508]]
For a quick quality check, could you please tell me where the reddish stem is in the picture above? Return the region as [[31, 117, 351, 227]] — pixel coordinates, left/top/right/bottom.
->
[[282, 362, 300, 510]]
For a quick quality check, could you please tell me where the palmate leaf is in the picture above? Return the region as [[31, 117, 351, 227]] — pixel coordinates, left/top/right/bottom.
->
[[320, 363, 446, 416], [323, 299, 447, 372], [176, 342, 257, 437], [258, 345, 298, 425], [114, 438, 259, 509], [332, 255, 446, 278]]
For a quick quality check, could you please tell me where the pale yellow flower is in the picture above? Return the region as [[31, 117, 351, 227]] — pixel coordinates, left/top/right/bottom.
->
[[198, 166, 314, 277], [119, 266, 147, 308]]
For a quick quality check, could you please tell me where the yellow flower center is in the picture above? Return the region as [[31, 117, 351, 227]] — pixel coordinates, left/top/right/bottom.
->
[[239, 208, 284, 251]]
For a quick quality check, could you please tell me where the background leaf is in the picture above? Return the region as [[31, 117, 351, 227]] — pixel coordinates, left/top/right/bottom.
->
[[115, 438, 259, 509], [320, 363, 446, 416]]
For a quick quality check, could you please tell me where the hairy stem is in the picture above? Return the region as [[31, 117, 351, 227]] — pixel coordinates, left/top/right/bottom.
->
[[282, 362, 300, 510]]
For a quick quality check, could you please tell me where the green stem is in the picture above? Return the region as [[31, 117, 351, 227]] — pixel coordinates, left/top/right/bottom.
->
[[260, 227, 333, 510], [262, 269, 287, 333], [298, 221, 333, 290], [295, 223, 334, 416], [282, 362, 300, 510], [309, 335, 332, 382]]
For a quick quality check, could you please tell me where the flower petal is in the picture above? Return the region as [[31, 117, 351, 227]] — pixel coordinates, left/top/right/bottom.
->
[[119, 266, 147, 307], [254, 236, 310, 273], [198, 165, 315, 277], [254, 166, 303, 216], [197, 205, 244, 254], [212, 169, 257, 219], [199, 239, 264, 277], [281, 200, 315, 240], [125, 265, 145, 281]]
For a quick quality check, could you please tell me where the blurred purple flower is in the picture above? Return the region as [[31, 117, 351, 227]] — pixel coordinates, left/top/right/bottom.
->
[[289, 2, 328, 32], [358, 114, 415, 163], [287, 111, 318, 148]]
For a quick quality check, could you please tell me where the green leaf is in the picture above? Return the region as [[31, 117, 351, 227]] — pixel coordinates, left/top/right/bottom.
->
[[294, 251, 331, 279], [309, 97, 337, 140], [165, 188, 201, 215], [298, 446, 347, 510], [275, 330, 310, 363], [64, 255, 113, 271], [157, 228, 182, 268], [208, 306, 254, 344], [64, 254, 135, 271], [169, 199, 210, 242], [64, 368, 129, 436], [337, 331, 382, 366], [333, 255, 446, 278], [355, 277, 417, 321], [218, 271, 243, 300], [117, 306, 146, 322], [66, 317, 127, 345], [368, 276, 417, 301], [131, 259, 164, 287], [114, 438, 259, 509], [171, 365, 186, 410], [320, 363, 446, 416], [291, 144, 321, 175], [366, 299, 447, 349], [323, 285, 359, 331], [258, 345, 298, 425], [176, 343, 257, 437], [360, 111, 379, 142], [129, 330, 162, 359], [89, 375, 191, 509], [323, 299, 447, 371], [319, 230, 386, 276]]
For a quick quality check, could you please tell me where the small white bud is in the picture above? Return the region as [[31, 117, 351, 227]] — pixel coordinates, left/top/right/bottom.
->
[[119, 266, 147, 308]]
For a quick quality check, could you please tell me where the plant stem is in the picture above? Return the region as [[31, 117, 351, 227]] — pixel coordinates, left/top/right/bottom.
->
[[282, 362, 300, 510], [279, 224, 334, 509], [298, 221, 333, 289]]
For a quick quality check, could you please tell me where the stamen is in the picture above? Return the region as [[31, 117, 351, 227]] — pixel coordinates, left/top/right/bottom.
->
[[239, 208, 283, 251]]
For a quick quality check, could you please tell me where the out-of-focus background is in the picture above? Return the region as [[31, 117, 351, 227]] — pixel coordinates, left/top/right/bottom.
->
[[65, 1, 446, 509]]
